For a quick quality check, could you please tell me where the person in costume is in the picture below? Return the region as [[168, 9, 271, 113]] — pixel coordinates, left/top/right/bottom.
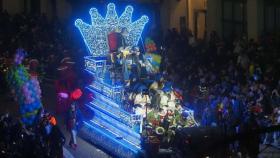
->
[[108, 28, 131, 82], [6, 48, 43, 126], [133, 85, 151, 117], [128, 47, 143, 79], [55, 65, 69, 114], [55, 57, 77, 114], [143, 38, 162, 74], [108, 27, 128, 64]]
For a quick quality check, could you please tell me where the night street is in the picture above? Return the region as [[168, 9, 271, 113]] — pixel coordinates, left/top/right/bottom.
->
[[1, 0, 280, 157], [0, 82, 111, 158], [0, 82, 280, 158]]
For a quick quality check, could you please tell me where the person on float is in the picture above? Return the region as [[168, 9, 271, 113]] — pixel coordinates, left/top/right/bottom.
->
[[108, 28, 127, 64], [129, 46, 145, 80], [133, 85, 151, 117], [149, 78, 162, 110], [117, 28, 134, 83], [108, 27, 129, 83]]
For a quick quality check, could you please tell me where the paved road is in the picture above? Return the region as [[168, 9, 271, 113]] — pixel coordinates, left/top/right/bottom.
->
[[259, 145, 280, 158]]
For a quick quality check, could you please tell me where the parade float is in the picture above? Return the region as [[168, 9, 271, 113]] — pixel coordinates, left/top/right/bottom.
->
[[75, 3, 198, 158]]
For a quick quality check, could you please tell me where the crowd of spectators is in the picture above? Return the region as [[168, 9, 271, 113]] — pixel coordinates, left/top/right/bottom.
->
[[161, 28, 280, 156], [0, 112, 65, 157], [0, 11, 85, 81], [0, 11, 84, 157], [1, 9, 280, 157], [0, 11, 88, 99]]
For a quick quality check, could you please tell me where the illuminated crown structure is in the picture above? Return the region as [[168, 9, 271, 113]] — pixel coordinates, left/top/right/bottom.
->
[[75, 3, 148, 158], [75, 3, 149, 57]]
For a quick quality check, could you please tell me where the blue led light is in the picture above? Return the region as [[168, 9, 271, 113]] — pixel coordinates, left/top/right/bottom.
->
[[75, 3, 149, 57], [76, 3, 148, 157], [118, 6, 133, 29], [105, 3, 118, 32], [126, 15, 149, 47]]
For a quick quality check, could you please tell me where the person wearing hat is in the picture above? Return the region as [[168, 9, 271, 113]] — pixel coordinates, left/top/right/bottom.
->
[[55, 57, 77, 114], [55, 65, 70, 114], [60, 57, 77, 91]]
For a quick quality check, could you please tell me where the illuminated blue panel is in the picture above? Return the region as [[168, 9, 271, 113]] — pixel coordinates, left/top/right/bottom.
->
[[76, 3, 149, 158], [75, 3, 149, 56], [80, 121, 140, 158], [85, 104, 141, 145], [88, 80, 123, 103], [84, 56, 107, 79]]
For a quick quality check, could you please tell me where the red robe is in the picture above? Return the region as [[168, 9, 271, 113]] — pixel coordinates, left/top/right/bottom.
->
[[55, 62, 77, 114], [108, 32, 125, 53]]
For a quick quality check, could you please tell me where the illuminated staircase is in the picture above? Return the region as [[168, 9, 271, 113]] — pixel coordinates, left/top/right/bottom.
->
[[79, 56, 143, 158]]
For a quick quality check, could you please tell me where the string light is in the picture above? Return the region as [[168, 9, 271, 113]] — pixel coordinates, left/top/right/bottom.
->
[[75, 3, 149, 57]]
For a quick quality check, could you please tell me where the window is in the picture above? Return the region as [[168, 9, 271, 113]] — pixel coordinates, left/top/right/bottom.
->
[[30, 0, 41, 14], [0, 0, 2, 12], [221, 0, 247, 40], [180, 16, 187, 33], [264, 0, 280, 33], [277, 8, 280, 29]]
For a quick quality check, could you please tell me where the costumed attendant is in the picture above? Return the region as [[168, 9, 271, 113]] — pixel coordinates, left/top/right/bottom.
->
[[56, 65, 68, 114], [55, 65, 69, 114], [64, 59, 77, 91], [108, 28, 128, 64], [119, 28, 131, 82], [60, 57, 77, 91], [67, 88, 82, 150], [55, 57, 76, 114], [108, 28, 120, 65], [108, 28, 129, 82], [6, 49, 43, 127]]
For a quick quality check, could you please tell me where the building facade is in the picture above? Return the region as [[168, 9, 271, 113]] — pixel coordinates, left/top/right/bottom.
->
[[161, 0, 280, 40], [160, 0, 207, 39], [1, 0, 279, 40], [1, 0, 72, 19]]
